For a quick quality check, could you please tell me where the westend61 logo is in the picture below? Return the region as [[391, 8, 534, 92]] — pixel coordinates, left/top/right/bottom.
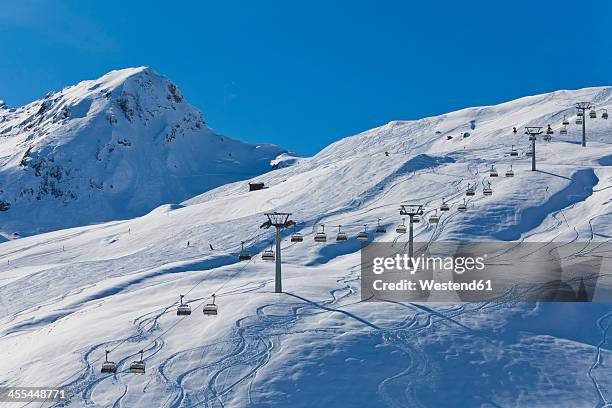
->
[[361, 242, 612, 303]]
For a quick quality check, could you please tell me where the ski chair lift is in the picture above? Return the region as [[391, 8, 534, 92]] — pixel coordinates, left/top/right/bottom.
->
[[290, 226, 303, 243], [589, 109, 597, 119], [129, 350, 146, 374], [203, 294, 218, 316], [440, 200, 450, 212], [396, 218, 407, 234], [412, 213, 421, 223], [375, 218, 386, 234], [546, 125, 554, 135], [177, 295, 191, 316], [336, 225, 348, 242], [576, 117, 583, 125], [505, 165, 514, 177], [356, 225, 369, 242], [577, 110, 584, 117], [262, 244, 275, 261], [526, 150, 533, 157], [560, 125, 568, 135], [562, 116, 570, 125], [458, 199, 468, 212], [510, 145, 519, 157], [466, 184, 476, 196], [489, 165, 498, 177], [101, 350, 117, 374], [602, 109, 608, 120], [238, 241, 252, 261], [483, 181, 493, 196], [314, 224, 327, 242], [428, 210, 440, 224], [543, 133, 552, 142]]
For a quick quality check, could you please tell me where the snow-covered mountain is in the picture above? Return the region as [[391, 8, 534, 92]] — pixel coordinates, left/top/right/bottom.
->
[[1, 86, 611, 407], [0, 67, 289, 237]]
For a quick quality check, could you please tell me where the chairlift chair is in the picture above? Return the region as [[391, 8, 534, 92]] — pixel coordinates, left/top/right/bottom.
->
[[546, 125, 553, 135], [526, 150, 533, 157], [203, 294, 218, 316], [129, 351, 146, 374], [428, 210, 440, 224], [489, 165, 498, 177], [510, 145, 519, 157], [560, 125, 568, 135], [238, 241, 252, 261], [177, 295, 191, 316], [396, 218, 407, 233], [336, 225, 348, 242], [356, 225, 369, 242], [577, 111, 584, 117], [314, 224, 327, 242], [576, 117, 583, 125], [589, 110, 597, 119], [603, 109, 608, 120], [290, 226, 303, 243], [412, 214, 421, 223], [101, 350, 117, 374], [375, 218, 386, 234], [262, 245, 275, 261], [458, 199, 468, 212], [466, 184, 475, 196], [544, 134, 552, 142], [483, 182, 493, 196], [440, 200, 450, 212], [505, 165, 514, 177], [562, 116, 570, 126]]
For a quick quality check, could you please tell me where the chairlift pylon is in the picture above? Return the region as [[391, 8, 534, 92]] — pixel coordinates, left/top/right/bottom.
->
[[177, 294, 191, 316], [129, 350, 146, 374], [203, 294, 218, 316], [101, 350, 117, 374]]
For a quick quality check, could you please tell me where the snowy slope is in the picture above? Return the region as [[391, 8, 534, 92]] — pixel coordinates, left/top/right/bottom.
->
[[0, 67, 288, 237], [1, 86, 612, 407]]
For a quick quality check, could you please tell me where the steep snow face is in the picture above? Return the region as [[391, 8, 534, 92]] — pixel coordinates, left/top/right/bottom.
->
[[0, 67, 288, 236]]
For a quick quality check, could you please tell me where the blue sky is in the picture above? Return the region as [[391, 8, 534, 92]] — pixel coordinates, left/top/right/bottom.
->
[[0, 0, 609, 155]]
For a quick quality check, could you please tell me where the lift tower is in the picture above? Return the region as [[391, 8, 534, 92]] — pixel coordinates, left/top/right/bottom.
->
[[576, 102, 593, 147], [525, 127, 543, 171], [399, 204, 424, 263], [261, 211, 295, 293]]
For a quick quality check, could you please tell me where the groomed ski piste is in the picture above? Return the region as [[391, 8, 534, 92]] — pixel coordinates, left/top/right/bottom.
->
[[1, 85, 612, 407]]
